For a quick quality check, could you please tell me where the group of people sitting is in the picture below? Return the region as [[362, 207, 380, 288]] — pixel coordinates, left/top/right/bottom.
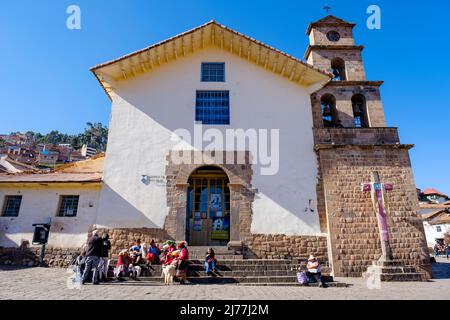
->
[[75, 230, 322, 286], [114, 239, 191, 284], [74, 230, 218, 285]]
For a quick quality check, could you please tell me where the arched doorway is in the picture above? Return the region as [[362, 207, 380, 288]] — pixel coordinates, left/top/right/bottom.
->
[[186, 166, 231, 246]]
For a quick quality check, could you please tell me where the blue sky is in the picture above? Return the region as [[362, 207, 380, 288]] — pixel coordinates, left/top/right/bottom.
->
[[1, 0, 449, 193]]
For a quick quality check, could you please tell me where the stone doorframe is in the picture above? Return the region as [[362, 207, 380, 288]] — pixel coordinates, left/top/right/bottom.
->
[[164, 151, 255, 247]]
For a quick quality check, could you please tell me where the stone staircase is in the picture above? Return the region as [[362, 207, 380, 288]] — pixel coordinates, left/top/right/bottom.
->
[[108, 246, 343, 286], [362, 260, 429, 282]]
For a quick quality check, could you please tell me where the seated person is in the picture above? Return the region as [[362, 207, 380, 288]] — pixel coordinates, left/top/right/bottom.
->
[[160, 241, 177, 266], [114, 250, 132, 278], [146, 239, 161, 265], [74, 245, 87, 278], [306, 254, 323, 287], [204, 248, 217, 274], [129, 239, 143, 265]]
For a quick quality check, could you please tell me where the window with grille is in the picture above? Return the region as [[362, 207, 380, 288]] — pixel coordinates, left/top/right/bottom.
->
[[57, 195, 79, 217], [195, 91, 230, 125], [1, 195, 22, 217], [201, 62, 225, 82]]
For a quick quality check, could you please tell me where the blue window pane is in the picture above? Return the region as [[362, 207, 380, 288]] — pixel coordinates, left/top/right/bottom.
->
[[201, 63, 225, 82], [195, 91, 230, 125]]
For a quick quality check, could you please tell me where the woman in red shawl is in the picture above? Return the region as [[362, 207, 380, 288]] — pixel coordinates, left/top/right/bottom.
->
[[161, 241, 176, 266], [176, 241, 189, 284]]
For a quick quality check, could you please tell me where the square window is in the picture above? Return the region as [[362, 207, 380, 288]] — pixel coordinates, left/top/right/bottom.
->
[[1, 195, 22, 217], [201, 63, 225, 82], [57, 195, 79, 217], [195, 91, 230, 125]]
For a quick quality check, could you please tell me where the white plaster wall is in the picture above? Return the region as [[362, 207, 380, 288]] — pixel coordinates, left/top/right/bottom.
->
[[97, 47, 325, 236], [0, 185, 100, 248], [423, 221, 450, 246]]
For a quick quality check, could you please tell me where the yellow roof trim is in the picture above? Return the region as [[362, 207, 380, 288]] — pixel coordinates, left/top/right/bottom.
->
[[91, 20, 332, 100]]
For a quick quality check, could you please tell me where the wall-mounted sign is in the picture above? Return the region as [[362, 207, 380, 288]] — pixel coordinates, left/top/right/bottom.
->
[[210, 193, 222, 211], [211, 217, 229, 240]]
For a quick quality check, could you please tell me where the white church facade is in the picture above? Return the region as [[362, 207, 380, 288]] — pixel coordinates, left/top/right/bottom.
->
[[0, 17, 431, 278]]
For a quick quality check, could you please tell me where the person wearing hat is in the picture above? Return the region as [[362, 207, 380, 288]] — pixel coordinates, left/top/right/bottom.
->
[[146, 239, 161, 266], [306, 254, 323, 287], [161, 241, 177, 266], [175, 241, 189, 284], [114, 249, 132, 278]]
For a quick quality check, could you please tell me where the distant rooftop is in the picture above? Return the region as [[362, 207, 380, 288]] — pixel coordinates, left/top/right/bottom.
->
[[0, 154, 104, 183], [422, 188, 448, 197]]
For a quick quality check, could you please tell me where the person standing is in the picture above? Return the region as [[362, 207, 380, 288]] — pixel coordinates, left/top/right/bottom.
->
[[99, 233, 111, 282], [434, 243, 441, 257], [82, 230, 103, 285], [176, 241, 189, 284]]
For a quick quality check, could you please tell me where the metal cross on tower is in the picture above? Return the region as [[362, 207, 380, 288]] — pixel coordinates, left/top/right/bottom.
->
[[323, 4, 332, 14], [362, 171, 394, 262]]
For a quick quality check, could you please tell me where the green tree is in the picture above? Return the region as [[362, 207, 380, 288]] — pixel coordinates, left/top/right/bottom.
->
[[81, 122, 108, 151]]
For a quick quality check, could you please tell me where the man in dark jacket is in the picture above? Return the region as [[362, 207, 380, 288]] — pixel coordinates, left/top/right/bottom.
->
[[99, 233, 111, 282], [81, 230, 103, 285]]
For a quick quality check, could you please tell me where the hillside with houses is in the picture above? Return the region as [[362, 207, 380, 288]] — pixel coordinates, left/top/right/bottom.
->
[[0, 123, 107, 173]]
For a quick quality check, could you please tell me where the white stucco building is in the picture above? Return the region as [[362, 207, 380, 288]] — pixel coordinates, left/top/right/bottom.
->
[[0, 17, 432, 278]]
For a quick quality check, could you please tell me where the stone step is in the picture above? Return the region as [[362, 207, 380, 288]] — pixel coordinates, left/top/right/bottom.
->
[[189, 255, 244, 260], [134, 275, 334, 284], [240, 282, 348, 287], [109, 258, 314, 266], [142, 270, 320, 277], [366, 266, 417, 274], [133, 266, 332, 276], [379, 273, 428, 282], [188, 247, 238, 254], [136, 264, 331, 272], [372, 260, 405, 267], [108, 263, 331, 274]]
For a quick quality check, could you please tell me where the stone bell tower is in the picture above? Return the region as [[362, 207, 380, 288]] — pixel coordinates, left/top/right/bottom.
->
[[306, 15, 432, 279], [305, 15, 386, 128]]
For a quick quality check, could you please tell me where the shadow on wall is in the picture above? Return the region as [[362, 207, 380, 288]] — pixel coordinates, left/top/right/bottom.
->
[[107, 51, 325, 235], [95, 183, 164, 229]]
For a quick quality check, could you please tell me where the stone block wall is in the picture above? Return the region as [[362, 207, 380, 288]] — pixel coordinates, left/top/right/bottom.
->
[[308, 48, 366, 81], [246, 234, 329, 264], [317, 145, 431, 277], [0, 246, 80, 268], [313, 127, 400, 146], [164, 151, 255, 242], [96, 227, 171, 256], [309, 25, 355, 46]]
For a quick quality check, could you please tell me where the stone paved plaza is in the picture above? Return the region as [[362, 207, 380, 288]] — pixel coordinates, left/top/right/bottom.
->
[[1, 258, 449, 300]]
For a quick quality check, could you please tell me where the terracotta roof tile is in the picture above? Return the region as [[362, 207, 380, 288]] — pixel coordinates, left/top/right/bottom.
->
[[0, 173, 102, 183]]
